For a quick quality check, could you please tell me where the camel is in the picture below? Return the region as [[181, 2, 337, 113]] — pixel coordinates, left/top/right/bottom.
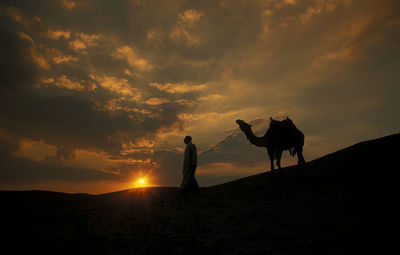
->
[[236, 117, 306, 173]]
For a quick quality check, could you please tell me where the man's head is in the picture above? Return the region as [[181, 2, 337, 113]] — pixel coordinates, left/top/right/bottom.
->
[[184, 136, 192, 144]]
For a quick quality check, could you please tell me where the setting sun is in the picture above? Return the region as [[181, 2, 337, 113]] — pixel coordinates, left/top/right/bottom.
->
[[133, 177, 148, 188], [130, 171, 156, 188]]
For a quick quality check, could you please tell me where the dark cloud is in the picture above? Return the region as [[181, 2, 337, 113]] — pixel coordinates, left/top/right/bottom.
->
[[0, 4, 189, 188], [0, 146, 121, 183], [0, 22, 38, 94]]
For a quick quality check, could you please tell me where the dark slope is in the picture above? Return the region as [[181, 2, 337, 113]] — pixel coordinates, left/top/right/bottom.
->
[[1, 133, 398, 254]]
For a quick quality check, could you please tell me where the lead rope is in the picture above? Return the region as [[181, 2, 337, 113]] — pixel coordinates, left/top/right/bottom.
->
[[198, 127, 240, 158]]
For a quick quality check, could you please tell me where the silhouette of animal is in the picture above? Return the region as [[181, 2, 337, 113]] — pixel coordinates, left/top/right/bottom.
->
[[236, 117, 306, 172]]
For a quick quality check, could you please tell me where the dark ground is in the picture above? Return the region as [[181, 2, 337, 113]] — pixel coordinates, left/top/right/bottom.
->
[[1, 134, 398, 254]]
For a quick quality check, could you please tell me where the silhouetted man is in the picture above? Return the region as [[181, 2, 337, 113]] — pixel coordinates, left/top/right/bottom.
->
[[180, 136, 199, 194]]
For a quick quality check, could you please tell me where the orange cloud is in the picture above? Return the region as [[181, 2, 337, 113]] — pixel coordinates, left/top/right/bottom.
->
[[15, 140, 58, 162], [198, 94, 224, 101], [299, 0, 348, 24], [146, 29, 164, 47], [68, 32, 100, 52], [313, 2, 395, 64], [149, 82, 207, 94], [23, 40, 77, 69], [52, 54, 78, 64], [15, 140, 157, 176], [178, 110, 242, 122], [60, 0, 88, 10], [283, 0, 296, 4], [93, 99, 155, 119], [144, 97, 194, 106], [30, 47, 50, 69], [39, 75, 96, 91], [175, 99, 195, 107], [1, 6, 41, 30], [18, 30, 76, 67], [46, 48, 78, 64], [178, 9, 204, 25], [144, 97, 171, 105], [47, 29, 71, 40], [17, 31, 35, 44], [111, 46, 153, 71], [89, 74, 140, 99], [169, 27, 200, 46], [61, 149, 121, 174], [169, 9, 204, 46], [121, 139, 155, 155], [261, 9, 273, 38]]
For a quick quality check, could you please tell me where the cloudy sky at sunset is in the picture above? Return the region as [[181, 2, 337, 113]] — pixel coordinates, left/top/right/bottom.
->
[[1, 0, 399, 193]]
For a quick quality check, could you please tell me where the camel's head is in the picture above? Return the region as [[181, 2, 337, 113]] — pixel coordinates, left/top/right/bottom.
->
[[236, 119, 252, 133]]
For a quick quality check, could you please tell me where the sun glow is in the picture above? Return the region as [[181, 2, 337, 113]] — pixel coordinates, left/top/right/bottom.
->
[[130, 171, 156, 188], [133, 177, 148, 188]]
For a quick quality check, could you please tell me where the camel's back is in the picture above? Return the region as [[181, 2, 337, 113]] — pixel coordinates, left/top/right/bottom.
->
[[265, 118, 304, 149]]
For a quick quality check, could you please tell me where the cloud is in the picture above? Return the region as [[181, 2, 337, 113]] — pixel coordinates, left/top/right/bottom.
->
[[0, 6, 42, 30], [144, 97, 171, 105], [144, 97, 195, 107], [17, 31, 34, 44], [26, 43, 78, 69], [46, 29, 71, 40], [60, 0, 88, 10], [0, 145, 121, 184], [149, 82, 207, 94], [120, 138, 155, 156], [38, 75, 96, 91], [283, 0, 297, 4], [179, 9, 204, 25], [198, 94, 224, 101], [89, 74, 139, 98], [17, 31, 77, 68], [68, 32, 100, 52], [260, 9, 273, 39], [15, 139, 58, 162], [146, 28, 164, 47], [47, 48, 79, 64], [169, 9, 204, 46], [299, 0, 348, 24], [30, 47, 50, 69], [111, 46, 153, 71]]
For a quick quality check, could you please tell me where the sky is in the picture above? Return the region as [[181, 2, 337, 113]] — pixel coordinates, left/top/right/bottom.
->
[[1, 0, 399, 194]]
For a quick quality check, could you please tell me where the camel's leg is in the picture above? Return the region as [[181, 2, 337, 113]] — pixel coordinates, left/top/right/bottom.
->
[[267, 148, 277, 185], [276, 150, 283, 170], [297, 149, 306, 167], [267, 149, 275, 172], [276, 150, 287, 182], [296, 148, 306, 180]]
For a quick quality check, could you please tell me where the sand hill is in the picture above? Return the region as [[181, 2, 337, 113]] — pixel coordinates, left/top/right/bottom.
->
[[1, 133, 397, 254]]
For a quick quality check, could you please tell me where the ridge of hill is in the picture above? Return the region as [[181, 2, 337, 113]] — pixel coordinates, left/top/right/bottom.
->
[[1, 133, 398, 254]]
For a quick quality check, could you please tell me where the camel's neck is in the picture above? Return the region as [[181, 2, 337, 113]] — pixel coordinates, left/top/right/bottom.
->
[[241, 128, 266, 147]]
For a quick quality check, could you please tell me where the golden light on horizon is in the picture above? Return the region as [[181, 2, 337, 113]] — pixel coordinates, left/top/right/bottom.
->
[[133, 177, 148, 188], [129, 170, 157, 188]]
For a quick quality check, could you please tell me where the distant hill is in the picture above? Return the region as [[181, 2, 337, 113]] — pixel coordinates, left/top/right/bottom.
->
[[1, 133, 398, 254]]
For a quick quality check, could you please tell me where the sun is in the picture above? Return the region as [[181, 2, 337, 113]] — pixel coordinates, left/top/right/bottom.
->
[[129, 170, 156, 189], [134, 178, 147, 187], [132, 175, 151, 188]]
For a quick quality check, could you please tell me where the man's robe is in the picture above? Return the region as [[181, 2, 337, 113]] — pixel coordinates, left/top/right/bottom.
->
[[180, 142, 198, 191]]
